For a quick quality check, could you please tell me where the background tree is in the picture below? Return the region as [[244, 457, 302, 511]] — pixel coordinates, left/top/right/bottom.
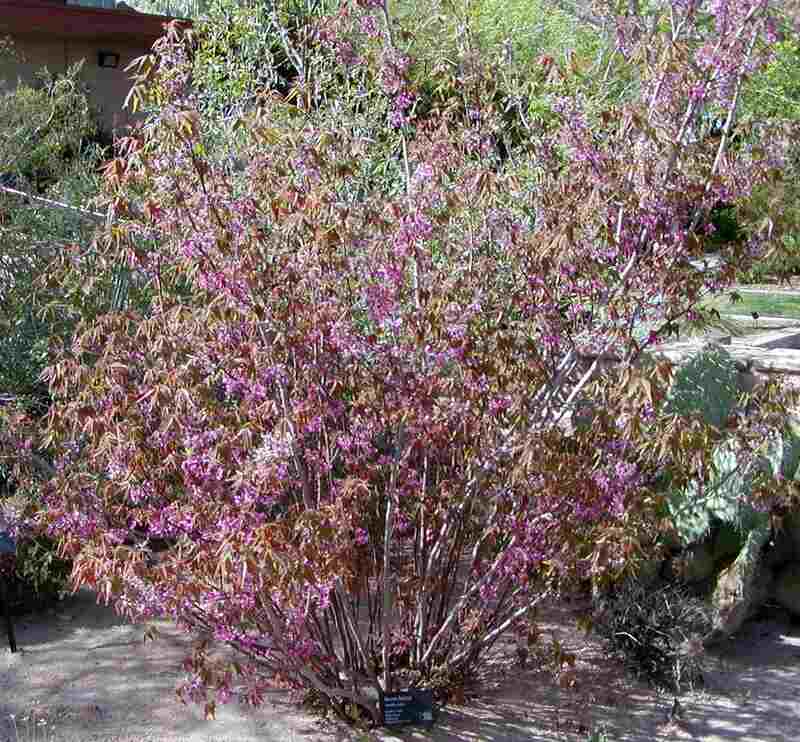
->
[[0, 46, 155, 611]]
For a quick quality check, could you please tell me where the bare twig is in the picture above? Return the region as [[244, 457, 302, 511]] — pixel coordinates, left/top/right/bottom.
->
[[0, 185, 105, 224], [381, 469, 396, 692]]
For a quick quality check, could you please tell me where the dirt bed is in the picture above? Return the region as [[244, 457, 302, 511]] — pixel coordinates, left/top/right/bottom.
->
[[2, 589, 800, 742]]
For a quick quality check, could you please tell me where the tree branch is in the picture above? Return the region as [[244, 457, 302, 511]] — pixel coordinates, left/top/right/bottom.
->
[[0, 185, 105, 224]]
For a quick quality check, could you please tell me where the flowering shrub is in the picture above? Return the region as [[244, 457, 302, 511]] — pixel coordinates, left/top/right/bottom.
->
[[11, 0, 798, 725]]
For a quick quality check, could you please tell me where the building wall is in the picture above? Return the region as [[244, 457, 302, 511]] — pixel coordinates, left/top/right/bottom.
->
[[0, 35, 151, 133]]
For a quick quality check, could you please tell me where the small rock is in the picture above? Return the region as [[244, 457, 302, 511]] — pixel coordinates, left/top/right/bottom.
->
[[705, 525, 771, 646]]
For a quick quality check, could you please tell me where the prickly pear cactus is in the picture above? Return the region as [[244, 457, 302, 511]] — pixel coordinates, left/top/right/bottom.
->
[[775, 417, 800, 483], [664, 343, 738, 430], [665, 344, 800, 545]]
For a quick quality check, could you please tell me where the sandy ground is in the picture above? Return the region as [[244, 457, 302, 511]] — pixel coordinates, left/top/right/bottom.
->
[[2, 589, 800, 742], [0, 587, 351, 742], [380, 607, 800, 742]]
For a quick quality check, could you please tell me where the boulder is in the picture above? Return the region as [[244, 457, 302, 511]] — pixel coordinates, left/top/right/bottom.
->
[[704, 524, 771, 647], [773, 562, 800, 617], [764, 526, 796, 571], [782, 511, 800, 555]]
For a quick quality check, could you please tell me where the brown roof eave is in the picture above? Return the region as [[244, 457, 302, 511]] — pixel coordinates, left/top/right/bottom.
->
[[0, 1, 185, 44]]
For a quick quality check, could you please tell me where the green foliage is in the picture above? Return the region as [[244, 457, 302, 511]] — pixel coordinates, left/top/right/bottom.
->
[[189, 0, 337, 114], [706, 204, 743, 249], [667, 437, 777, 547], [0, 63, 98, 190], [585, 728, 611, 742], [734, 143, 800, 284], [732, 9, 800, 283], [1, 480, 72, 615], [404, 0, 623, 143], [0, 61, 106, 410], [128, 0, 209, 16], [738, 234, 800, 284], [6, 534, 73, 612], [0, 317, 50, 414], [741, 38, 800, 122], [465, 0, 601, 66], [399, 0, 606, 74], [0, 159, 105, 409], [192, 0, 283, 114]]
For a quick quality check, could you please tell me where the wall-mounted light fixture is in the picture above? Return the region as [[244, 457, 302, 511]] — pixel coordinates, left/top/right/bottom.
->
[[98, 51, 120, 69]]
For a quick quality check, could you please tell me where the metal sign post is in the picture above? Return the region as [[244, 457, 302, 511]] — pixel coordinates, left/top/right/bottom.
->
[[0, 532, 17, 653]]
